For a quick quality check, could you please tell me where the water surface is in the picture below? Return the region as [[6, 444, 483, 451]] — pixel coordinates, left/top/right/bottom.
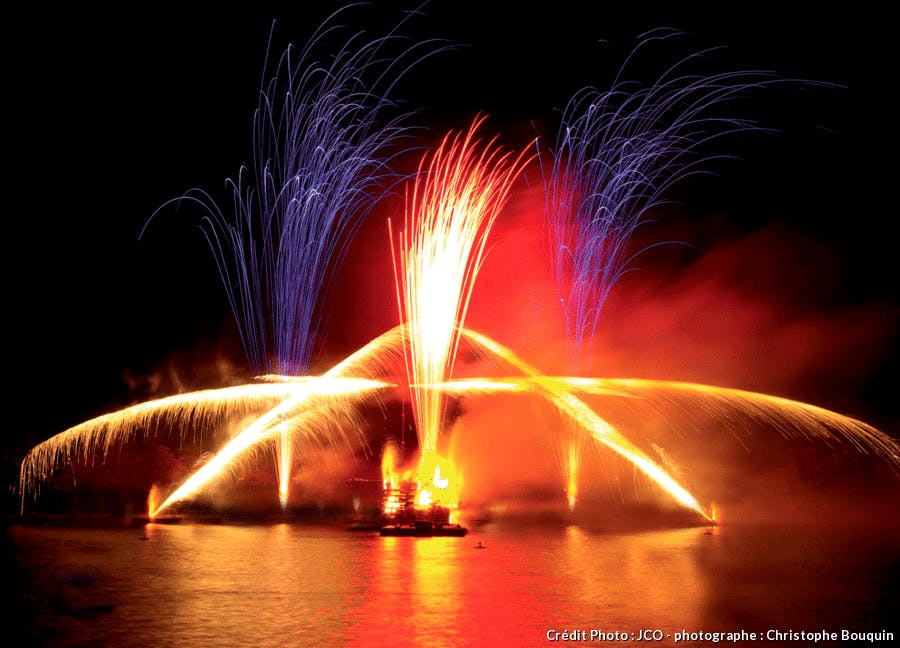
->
[[5, 520, 897, 647]]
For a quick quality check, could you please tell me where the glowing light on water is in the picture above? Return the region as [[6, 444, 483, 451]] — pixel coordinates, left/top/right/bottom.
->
[[147, 483, 162, 520]]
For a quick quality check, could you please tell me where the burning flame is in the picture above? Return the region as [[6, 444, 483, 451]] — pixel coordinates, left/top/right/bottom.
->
[[416, 453, 461, 509], [382, 441, 398, 490]]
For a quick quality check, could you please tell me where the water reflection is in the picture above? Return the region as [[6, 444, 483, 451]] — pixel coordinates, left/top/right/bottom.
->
[[7, 521, 898, 647], [559, 525, 705, 628], [346, 536, 466, 647], [347, 524, 709, 646]]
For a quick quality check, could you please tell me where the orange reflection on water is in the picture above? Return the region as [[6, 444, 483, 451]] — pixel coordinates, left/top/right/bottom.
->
[[347, 524, 709, 645], [346, 536, 465, 648], [560, 524, 705, 629]]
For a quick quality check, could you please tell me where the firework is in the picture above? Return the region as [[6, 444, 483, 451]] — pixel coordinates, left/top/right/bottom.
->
[[19, 324, 898, 519], [390, 116, 532, 504], [433, 331, 900, 516], [541, 29, 796, 506], [544, 29, 779, 374], [17, 18, 892, 526], [459, 329, 711, 518], [19, 375, 391, 513], [143, 6, 440, 508], [150, 326, 408, 516]]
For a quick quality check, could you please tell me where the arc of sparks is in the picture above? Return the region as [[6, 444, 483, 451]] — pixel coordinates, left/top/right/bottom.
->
[[19, 327, 407, 518], [149, 326, 409, 516], [18, 382, 296, 505], [150, 376, 390, 517], [18, 376, 390, 513], [431, 372, 898, 461], [20, 326, 899, 519], [460, 329, 713, 518]]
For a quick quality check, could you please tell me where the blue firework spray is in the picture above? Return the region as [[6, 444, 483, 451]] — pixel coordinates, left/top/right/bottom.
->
[[148, 5, 440, 376], [542, 28, 794, 509], [145, 4, 442, 509], [544, 28, 781, 376]]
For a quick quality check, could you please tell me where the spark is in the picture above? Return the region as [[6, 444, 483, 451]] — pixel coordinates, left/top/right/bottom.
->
[[19, 382, 296, 501], [433, 373, 899, 461], [19, 326, 898, 520], [149, 376, 389, 517], [391, 116, 532, 485], [451, 330, 712, 518], [429, 367, 900, 505]]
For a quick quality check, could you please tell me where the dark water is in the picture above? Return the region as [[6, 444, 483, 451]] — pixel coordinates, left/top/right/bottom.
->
[[4, 520, 898, 647]]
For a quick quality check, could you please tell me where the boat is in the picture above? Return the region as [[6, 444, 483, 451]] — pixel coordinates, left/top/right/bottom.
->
[[377, 472, 467, 537], [130, 513, 183, 525], [379, 520, 468, 537]]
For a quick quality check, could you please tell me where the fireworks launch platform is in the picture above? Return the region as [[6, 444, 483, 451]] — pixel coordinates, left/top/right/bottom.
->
[[379, 520, 469, 537]]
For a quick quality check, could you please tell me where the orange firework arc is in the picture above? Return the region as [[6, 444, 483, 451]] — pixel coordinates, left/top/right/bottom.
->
[[20, 327, 408, 516], [430, 372, 899, 460], [149, 377, 390, 517], [19, 324, 898, 520], [426, 333, 900, 517], [391, 116, 533, 496], [150, 327, 409, 515], [453, 330, 897, 519], [18, 382, 300, 502], [390, 326, 711, 518]]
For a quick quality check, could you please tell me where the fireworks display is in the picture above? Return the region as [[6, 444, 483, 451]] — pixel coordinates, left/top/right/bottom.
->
[[12, 4, 898, 527]]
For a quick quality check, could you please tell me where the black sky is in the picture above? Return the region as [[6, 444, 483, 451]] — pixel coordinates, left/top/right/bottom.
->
[[3, 0, 895, 469]]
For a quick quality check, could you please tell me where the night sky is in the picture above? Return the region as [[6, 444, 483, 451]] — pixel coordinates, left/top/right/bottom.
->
[[3, 1, 896, 507]]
